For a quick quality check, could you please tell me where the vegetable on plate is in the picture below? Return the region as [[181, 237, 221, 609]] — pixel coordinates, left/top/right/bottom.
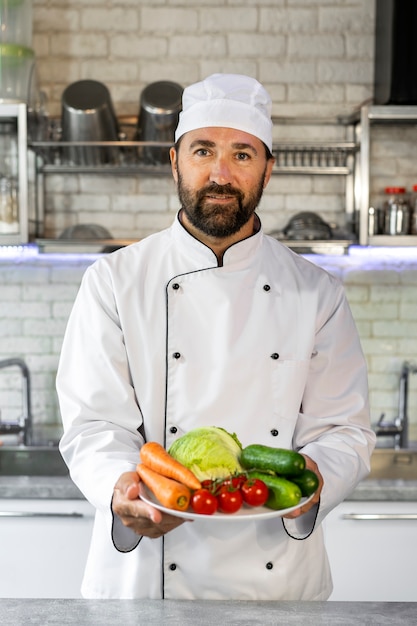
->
[[138, 431, 318, 515], [240, 444, 306, 476], [139, 440, 201, 490], [191, 489, 218, 515], [217, 485, 243, 514], [240, 477, 269, 507], [136, 463, 191, 511], [248, 471, 302, 510], [288, 468, 320, 497], [168, 426, 243, 481]]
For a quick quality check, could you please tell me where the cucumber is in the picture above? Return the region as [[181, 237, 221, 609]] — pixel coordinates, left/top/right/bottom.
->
[[249, 471, 302, 510], [240, 444, 305, 477], [289, 469, 319, 497]]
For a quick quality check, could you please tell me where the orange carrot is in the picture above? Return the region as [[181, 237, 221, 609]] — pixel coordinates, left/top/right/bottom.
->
[[139, 441, 201, 490], [137, 463, 191, 511]]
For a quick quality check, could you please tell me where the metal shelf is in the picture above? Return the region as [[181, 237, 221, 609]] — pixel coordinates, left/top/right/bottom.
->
[[367, 235, 417, 247], [29, 139, 173, 175], [28, 117, 359, 250], [37, 163, 172, 176], [272, 141, 357, 175], [272, 165, 352, 176], [29, 139, 358, 177], [274, 239, 353, 256], [29, 113, 358, 177], [366, 105, 417, 122], [359, 105, 417, 246]]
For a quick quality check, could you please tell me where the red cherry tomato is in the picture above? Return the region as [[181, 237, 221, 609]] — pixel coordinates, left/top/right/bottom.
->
[[221, 475, 246, 490], [241, 478, 269, 507], [191, 489, 218, 515], [217, 487, 243, 514]]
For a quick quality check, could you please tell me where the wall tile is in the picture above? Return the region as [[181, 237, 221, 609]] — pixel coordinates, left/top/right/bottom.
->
[[2, 1, 413, 437]]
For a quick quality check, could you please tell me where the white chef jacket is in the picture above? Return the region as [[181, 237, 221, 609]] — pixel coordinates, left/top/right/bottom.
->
[[57, 213, 375, 600]]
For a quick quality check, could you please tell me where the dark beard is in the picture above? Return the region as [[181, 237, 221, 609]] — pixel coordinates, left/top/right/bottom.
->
[[177, 172, 266, 239]]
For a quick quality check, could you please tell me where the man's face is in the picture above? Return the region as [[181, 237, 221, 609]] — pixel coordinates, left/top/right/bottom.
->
[[170, 127, 274, 239]]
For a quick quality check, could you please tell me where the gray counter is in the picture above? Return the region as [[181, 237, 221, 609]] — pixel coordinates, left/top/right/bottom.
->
[[0, 599, 415, 625], [349, 478, 417, 501], [0, 475, 84, 499], [1, 475, 416, 501]]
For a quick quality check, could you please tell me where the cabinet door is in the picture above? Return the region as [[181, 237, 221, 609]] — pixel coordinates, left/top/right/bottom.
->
[[324, 501, 417, 602], [0, 499, 95, 598]]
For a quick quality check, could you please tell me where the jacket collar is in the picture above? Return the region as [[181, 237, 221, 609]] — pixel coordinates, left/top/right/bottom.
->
[[173, 211, 263, 269]]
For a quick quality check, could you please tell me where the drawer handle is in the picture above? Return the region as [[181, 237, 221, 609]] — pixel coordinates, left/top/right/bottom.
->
[[342, 513, 417, 521], [0, 511, 84, 518]]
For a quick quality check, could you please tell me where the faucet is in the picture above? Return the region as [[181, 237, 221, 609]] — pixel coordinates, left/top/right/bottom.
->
[[0, 357, 32, 446], [375, 360, 417, 449]]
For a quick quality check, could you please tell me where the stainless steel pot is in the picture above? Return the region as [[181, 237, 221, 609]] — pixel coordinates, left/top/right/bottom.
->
[[61, 79, 119, 166], [135, 81, 183, 165]]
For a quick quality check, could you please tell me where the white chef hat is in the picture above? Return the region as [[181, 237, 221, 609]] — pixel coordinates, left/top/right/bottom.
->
[[174, 73, 273, 151]]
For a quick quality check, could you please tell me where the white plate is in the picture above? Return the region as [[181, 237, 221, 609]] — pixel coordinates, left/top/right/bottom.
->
[[139, 483, 315, 522]]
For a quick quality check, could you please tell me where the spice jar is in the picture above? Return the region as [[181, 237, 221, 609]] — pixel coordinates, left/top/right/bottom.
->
[[383, 187, 411, 235]]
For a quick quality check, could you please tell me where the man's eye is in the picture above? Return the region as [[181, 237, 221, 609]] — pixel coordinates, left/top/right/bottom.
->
[[236, 152, 250, 160], [195, 148, 209, 156]]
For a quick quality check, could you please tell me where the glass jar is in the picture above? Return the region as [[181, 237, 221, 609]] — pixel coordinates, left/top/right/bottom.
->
[[0, 175, 18, 233], [383, 187, 411, 235]]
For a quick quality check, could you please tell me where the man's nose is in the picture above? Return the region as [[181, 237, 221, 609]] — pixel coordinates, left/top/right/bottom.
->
[[209, 156, 233, 185]]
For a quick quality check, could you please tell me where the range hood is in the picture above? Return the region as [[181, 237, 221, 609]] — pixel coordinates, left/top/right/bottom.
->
[[374, 0, 417, 105]]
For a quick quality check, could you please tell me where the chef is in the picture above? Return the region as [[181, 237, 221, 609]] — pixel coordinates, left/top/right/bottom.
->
[[57, 73, 376, 600]]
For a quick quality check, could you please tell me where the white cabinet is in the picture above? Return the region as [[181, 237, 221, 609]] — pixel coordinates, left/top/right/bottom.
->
[[324, 500, 417, 602], [0, 498, 95, 598]]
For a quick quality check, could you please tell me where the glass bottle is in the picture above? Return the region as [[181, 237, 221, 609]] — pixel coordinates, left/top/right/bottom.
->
[[383, 187, 410, 235]]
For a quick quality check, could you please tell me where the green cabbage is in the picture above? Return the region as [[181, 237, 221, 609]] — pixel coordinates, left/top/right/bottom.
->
[[168, 426, 243, 481]]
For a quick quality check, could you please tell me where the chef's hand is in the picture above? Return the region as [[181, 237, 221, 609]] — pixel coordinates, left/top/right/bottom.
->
[[283, 454, 323, 519], [112, 471, 187, 539]]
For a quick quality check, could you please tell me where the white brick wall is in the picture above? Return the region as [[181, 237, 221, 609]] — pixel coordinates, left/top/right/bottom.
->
[[32, 0, 376, 117], [1, 251, 417, 443], [29, 0, 378, 244], [2, 0, 415, 442], [0, 254, 92, 427]]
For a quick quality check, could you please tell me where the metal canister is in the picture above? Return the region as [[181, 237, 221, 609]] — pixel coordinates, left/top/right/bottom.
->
[[135, 81, 183, 165], [383, 187, 411, 235], [61, 80, 120, 166]]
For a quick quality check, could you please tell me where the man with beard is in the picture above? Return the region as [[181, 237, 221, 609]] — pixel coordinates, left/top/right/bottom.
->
[[57, 74, 375, 600]]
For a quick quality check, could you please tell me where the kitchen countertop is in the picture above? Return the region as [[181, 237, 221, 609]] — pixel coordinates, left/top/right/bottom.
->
[[0, 599, 415, 625], [0, 475, 84, 499], [348, 478, 417, 501], [1, 475, 416, 501]]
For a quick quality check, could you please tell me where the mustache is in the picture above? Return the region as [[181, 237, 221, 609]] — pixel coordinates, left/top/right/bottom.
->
[[197, 183, 243, 200]]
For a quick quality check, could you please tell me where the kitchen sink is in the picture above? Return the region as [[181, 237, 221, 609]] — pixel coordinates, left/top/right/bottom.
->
[[366, 447, 417, 481], [0, 445, 68, 476]]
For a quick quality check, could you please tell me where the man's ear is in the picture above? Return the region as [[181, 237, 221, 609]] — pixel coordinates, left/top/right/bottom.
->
[[170, 146, 178, 183], [263, 157, 275, 189]]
